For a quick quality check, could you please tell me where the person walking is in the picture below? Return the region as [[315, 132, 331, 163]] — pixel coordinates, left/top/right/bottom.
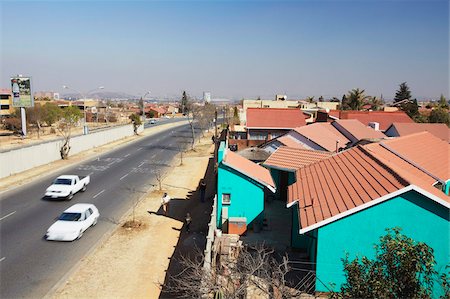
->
[[200, 179, 207, 203], [185, 213, 192, 233], [161, 192, 171, 216]]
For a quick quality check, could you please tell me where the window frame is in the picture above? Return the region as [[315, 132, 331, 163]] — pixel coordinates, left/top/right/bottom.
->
[[222, 193, 231, 205]]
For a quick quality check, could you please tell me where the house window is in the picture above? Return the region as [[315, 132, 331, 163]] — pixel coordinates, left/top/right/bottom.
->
[[222, 193, 231, 205]]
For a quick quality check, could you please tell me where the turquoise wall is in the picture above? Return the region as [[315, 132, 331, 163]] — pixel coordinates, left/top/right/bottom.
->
[[217, 151, 265, 229], [314, 190, 450, 296], [291, 205, 317, 259]]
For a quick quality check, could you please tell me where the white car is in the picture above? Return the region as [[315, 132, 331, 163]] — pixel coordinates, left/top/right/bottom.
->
[[46, 203, 100, 241], [45, 175, 90, 200]]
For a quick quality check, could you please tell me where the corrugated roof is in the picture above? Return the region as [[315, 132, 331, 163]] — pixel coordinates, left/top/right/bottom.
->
[[246, 108, 306, 129], [294, 123, 351, 152], [288, 146, 408, 230], [264, 146, 333, 171], [222, 150, 275, 191], [339, 111, 413, 131], [386, 122, 450, 142], [333, 119, 386, 140]]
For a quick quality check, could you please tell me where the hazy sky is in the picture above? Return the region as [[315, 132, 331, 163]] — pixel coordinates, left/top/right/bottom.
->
[[1, 0, 448, 100]]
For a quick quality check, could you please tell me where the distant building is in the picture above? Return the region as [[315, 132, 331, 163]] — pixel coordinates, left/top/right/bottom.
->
[[203, 92, 211, 103], [0, 88, 14, 117], [34, 91, 60, 100]]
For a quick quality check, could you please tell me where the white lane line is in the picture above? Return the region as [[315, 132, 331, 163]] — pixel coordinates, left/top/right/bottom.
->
[[93, 189, 105, 199], [136, 148, 142, 151], [88, 172, 94, 176], [124, 154, 131, 157], [119, 173, 129, 180], [150, 154, 156, 159], [138, 162, 145, 167], [0, 257, 5, 262], [0, 211, 16, 221]]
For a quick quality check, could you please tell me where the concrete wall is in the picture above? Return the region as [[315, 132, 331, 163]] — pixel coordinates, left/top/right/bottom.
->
[[0, 124, 143, 179]]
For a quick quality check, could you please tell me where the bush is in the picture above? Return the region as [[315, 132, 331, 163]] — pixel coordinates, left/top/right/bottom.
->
[[338, 228, 440, 299]]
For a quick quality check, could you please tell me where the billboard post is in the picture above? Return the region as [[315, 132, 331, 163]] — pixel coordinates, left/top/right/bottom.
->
[[11, 76, 34, 138]]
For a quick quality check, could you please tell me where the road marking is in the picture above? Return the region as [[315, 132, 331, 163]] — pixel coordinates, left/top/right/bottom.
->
[[88, 172, 94, 176], [93, 189, 105, 199], [138, 162, 145, 167], [136, 148, 142, 151], [124, 154, 131, 157], [0, 211, 16, 221], [119, 173, 129, 180], [151, 154, 156, 159], [0, 257, 5, 262]]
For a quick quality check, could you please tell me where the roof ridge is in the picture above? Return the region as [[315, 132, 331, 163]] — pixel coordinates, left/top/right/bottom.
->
[[357, 145, 410, 187]]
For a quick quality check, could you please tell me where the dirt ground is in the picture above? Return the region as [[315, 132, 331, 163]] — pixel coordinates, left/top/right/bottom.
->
[[50, 132, 215, 299]]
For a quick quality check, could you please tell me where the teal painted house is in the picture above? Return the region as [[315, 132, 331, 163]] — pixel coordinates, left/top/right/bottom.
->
[[217, 141, 276, 234], [275, 132, 449, 296]]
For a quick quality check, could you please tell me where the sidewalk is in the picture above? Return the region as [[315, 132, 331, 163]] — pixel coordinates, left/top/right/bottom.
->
[[51, 132, 216, 299]]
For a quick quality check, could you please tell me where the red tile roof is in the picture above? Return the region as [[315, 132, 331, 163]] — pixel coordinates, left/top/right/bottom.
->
[[339, 110, 413, 131], [288, 147, 408, 231], [277, 135, 305, 149], [294, 123, 351, 152], [369, 132, 450, 182], [289, 132, 450, 233], [222, 150, 275, 191], [246, 108, 306, 129], [333, 119, 386, 141], [0, 88, 11, 94], [385, 122, 450, 142], [264, 147, 333, 171]]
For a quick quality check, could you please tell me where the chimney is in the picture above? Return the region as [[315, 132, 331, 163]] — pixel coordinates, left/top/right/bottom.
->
[[368, 122, 380, 131]]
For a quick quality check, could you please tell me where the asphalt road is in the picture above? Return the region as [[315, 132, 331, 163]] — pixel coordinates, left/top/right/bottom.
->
[[0, 119, 200, 299]]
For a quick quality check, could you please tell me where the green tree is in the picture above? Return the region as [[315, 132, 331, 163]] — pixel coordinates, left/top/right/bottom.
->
[[58, 106, 83, 159], [438, 94, 449, 109], [306, 96, 315, 103], [394, 82, 412, 103], [368, 96, 384, 111], [402, 98, 420, 119], [342, 88, 369, 110], [429, 108, 450, 125], [129, 113, 142, 135], [43, 102, 62, 126], [181, 91, 188, 115], [338, 228, 439, 299]]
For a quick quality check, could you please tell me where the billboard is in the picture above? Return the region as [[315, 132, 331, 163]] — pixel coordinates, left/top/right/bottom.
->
[[11, 76, 34, 107]]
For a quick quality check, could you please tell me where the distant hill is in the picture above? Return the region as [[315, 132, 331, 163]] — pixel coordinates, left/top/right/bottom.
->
[[62, 91, 136, 100]]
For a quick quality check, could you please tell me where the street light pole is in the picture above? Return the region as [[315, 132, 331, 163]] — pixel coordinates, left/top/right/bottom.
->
[[63, 85, 104, 135], [140, 91, 151, 121]]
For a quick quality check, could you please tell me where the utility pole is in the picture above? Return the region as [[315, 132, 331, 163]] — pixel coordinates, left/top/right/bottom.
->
[[214, 109, 218, 138]]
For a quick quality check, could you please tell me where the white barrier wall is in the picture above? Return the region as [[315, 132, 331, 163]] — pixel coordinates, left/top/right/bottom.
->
[[0, 124, 143, 179]]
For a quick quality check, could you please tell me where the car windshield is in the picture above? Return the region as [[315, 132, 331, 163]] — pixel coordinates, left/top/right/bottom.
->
[[53, 178, 72, 185], [58, 212, 81, 221]]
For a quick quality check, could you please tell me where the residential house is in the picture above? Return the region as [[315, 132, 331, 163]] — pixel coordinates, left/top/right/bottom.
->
[[284, 132, 449, 295], [385, 122, 450, 142], [217, 141, 276, 235], [145, 106, 166, 118], [0, 88, 13, 117], [262, 122, 351, 153], [263, 147, 332, 202], [332, 119, 386, 144], [245, 108, 306, 141], [315, 110, 413, 131]]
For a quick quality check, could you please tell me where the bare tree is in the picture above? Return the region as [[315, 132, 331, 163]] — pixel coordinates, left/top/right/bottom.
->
[[165, 243, 304, 299], [57, 106, 82, 159], [155, 170, 165, 191], [123, 184, 147, 226]]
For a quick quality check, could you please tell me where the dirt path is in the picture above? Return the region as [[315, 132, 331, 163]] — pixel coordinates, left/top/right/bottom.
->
[[51, 132, 215, 299]]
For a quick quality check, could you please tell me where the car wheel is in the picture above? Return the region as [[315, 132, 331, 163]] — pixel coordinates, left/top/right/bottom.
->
[[67, 192, 73, 201], [77, 230, 83, 239], [81, 185, 87, 192], [92, 217, 98, 226]]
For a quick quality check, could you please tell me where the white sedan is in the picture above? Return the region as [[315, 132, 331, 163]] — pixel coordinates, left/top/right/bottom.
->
[[46, 203, 99, 241]]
